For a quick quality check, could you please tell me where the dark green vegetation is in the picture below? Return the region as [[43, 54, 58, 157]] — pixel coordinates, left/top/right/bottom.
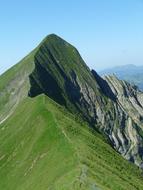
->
[[0, 34, 143, 189], [28, 34, 104, 124], [99, 64, 143, 91]]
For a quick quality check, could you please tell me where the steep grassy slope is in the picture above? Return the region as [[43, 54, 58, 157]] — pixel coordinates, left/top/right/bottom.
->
[[0, 95, 76, 190], [0, 95, 143, 190], [0, 48, 36, 123]]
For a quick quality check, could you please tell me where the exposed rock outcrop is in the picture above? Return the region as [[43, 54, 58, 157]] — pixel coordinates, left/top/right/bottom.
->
[[104, 75, 143, 166]]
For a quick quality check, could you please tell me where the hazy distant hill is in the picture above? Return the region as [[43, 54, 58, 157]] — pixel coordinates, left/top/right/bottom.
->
[[99, 64, 143, 90]]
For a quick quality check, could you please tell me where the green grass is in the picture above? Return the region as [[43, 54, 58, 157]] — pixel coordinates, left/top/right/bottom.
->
[[0, 48, 36, 122], [0, 34, 143, 189], [0, 96, 77, 190], [0, 95, 143, 190]]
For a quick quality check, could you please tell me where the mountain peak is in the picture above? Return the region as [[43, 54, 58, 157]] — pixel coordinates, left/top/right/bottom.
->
[[28, 35, 143, 167], [28, 34, 102, 123], [44, 33, 62, 41], [40, 33, 68, 47]]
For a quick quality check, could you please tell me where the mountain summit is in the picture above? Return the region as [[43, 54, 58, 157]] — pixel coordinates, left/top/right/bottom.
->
[[28, 34, 143, 166], [29, 34, 104, 123], [0, 34, 143, 189]]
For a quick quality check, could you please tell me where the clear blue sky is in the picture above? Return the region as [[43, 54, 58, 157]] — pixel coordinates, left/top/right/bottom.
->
[[0, 0, 143, 74]]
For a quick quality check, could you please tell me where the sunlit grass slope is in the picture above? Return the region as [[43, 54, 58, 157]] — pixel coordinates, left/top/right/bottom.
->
[[0, 95, 143, 190], [0, 48, 36, 122]]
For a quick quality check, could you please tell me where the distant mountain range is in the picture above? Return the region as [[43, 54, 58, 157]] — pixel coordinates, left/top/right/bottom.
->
[[0, 34, 143, 189], [99, 64, 143, 90]]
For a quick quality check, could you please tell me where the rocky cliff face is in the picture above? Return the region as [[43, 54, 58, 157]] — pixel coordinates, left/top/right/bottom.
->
[[28, 34, 143, 167], [104, 75, 143, 166]]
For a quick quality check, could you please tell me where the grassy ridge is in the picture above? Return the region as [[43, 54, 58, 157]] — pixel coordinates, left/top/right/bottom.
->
[[0, 95, 143, 190], [0, 96, 77, 190]]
